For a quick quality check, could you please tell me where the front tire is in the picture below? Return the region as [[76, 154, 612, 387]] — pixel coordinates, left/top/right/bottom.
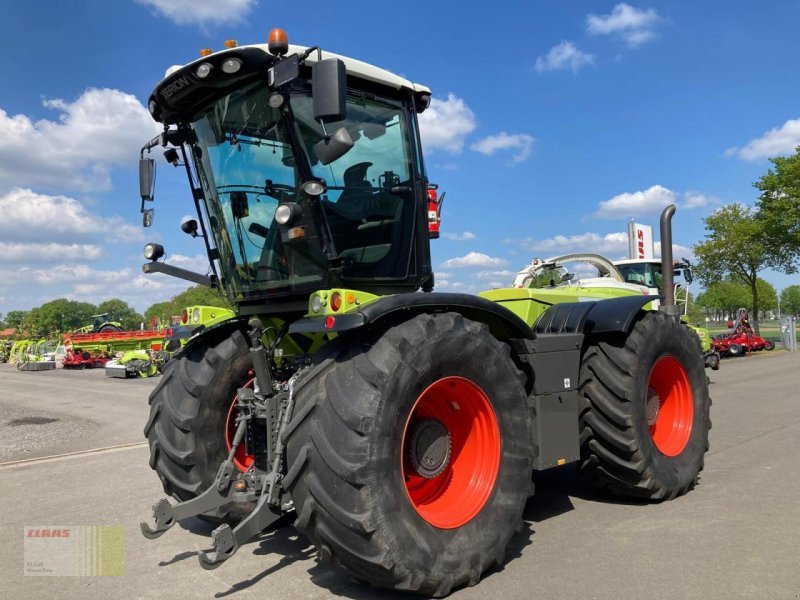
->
[[283, 313, 533, 596], [578, 311, 711, 500], [763, 340, 775, 351]]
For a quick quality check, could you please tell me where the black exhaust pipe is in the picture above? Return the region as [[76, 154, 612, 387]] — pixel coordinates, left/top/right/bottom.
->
[[659, 204, 681, 317]]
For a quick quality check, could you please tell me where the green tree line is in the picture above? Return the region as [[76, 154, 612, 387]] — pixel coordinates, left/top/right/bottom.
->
[[1, 285, 231, 337]]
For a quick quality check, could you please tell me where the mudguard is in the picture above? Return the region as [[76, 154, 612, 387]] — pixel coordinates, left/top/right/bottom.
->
[[534, 295, 659, 335]]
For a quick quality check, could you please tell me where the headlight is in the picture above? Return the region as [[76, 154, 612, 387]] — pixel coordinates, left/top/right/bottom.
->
[[275, 202, 302, 225], [221, 58, 242, 74], [143, 243, 164, 261], [192, 308, 200, 323], [302, 180, 326, 196], [310, 295, 323, 313], [195, 63, 212, 78]]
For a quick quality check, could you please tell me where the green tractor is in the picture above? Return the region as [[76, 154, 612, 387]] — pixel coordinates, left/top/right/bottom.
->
[[74, 313, 123, 334], [138, 28, 711, 596]]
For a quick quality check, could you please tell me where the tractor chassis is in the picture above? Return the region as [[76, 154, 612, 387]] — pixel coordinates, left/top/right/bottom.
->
[[140, 323, 300, 569]]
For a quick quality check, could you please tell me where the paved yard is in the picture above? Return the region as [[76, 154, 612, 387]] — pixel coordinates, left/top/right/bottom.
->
[[1, 352, 799, 599]]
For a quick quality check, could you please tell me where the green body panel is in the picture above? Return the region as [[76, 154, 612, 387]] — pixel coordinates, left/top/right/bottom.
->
[[184, 306, 236, 329], [686, 323, 712, 352], [479, 286, 655, 328]]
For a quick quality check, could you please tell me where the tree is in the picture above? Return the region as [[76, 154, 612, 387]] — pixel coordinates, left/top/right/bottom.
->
[[752, 279, 777, 318], [144, 285, 232, 327], [695, 280, 750, 321], [22, 299, 97, 337], [4, 310, 28, 330], [755, 146, 800, 267], [96, 299, 145, 330], [694, 204, 793, 333], [781, 285, 800, 317]]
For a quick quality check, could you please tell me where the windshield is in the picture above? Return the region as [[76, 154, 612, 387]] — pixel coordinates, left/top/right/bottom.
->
[[292, 93, 416, 280], [617, 263, 664, 289], [191, 82, 327, 301]]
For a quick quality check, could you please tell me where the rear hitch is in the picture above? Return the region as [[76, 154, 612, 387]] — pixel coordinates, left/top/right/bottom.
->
[[140, 372, 301, 569], [140, 392, 255, 540]]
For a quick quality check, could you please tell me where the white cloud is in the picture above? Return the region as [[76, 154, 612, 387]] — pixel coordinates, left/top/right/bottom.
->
[[535, 41, 595, 73], [0, 188, 141, 243], [136, 0, 255, 26], [440, 252, 508, 269], [475, 270, 514, 279], [655, 241, 694, 259], [586, 3, 661, 48], [470, 133, 535, 164], [523, 232, 630, 255], [0, 89, 158, 193], [31, 265, 131, 285], [166, 253, 211, 273], [435, 280, 466, 289], [442, 231, 477, 241], [0, 242, 103, 263], [682, 191, 714, 208], [594, 185, 714, 217], [595, 184, 676, 219], [418, 94, 477, 153], [726, 117, 800, 161]]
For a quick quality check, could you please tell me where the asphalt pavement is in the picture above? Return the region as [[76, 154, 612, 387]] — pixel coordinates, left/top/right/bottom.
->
[[1, 351, 799, 599]]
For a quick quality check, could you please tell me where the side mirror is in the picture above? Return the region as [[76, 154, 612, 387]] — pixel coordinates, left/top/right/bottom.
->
[[143, 208, 154, 227], [684, 268, 693, 284], [314, 127, 354, 166], [140, 158, 156, 201], [312, 59, 346, 122]]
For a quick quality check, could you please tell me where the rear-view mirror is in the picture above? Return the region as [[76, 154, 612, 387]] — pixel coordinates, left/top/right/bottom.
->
[[314, 127, 354, 166], [312, 58, 346, 122], [140, 158, 156, 201], [143, 208, 154, 227], [231, 191, 249, 219]]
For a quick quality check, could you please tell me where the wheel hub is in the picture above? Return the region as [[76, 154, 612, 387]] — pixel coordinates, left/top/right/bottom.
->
[[409, 418, 451, 478], [646, 387, 660, 426]]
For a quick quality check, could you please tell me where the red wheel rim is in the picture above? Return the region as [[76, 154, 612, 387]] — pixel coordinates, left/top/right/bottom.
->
[[647, 356, 693, 457], [401, 376, 500, 529], [225, 376, 256, 472]]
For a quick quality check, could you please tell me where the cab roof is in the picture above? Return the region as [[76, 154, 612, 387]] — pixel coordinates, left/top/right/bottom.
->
[[165, 44, 431, 95]]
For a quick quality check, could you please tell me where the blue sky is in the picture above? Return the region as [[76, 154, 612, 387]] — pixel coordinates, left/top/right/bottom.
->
[[1, 0, 799, 315]]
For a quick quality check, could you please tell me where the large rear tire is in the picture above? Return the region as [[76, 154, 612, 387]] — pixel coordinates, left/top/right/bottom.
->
[[143, 329, 253, 522], [283, 313, 533, 596], [578, 311, 711, 500]]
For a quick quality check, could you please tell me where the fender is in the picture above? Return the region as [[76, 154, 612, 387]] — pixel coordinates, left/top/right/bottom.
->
[[288, 292, 535, 340], [171, 315, 250, 359], [534, 295, 659, 335]]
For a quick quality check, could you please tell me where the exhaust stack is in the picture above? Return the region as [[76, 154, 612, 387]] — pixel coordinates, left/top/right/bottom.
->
[[659, 204, 681, 317]]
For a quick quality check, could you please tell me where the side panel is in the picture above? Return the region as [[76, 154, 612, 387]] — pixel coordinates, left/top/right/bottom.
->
[[289, 292, 535, 341]]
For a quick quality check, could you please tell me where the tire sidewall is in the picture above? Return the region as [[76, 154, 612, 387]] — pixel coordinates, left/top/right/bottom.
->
[[363, 321, 531, 571], [186, 344, 253, 486], [629, 320, 708, 489]]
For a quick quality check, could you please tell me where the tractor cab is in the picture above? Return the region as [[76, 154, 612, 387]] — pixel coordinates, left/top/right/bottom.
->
[[139, 30, 437, 311], [614, 258, 694, 312]]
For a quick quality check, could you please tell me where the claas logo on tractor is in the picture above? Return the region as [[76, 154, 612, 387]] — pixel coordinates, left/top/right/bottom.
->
[[136, 27, 711, 596]]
